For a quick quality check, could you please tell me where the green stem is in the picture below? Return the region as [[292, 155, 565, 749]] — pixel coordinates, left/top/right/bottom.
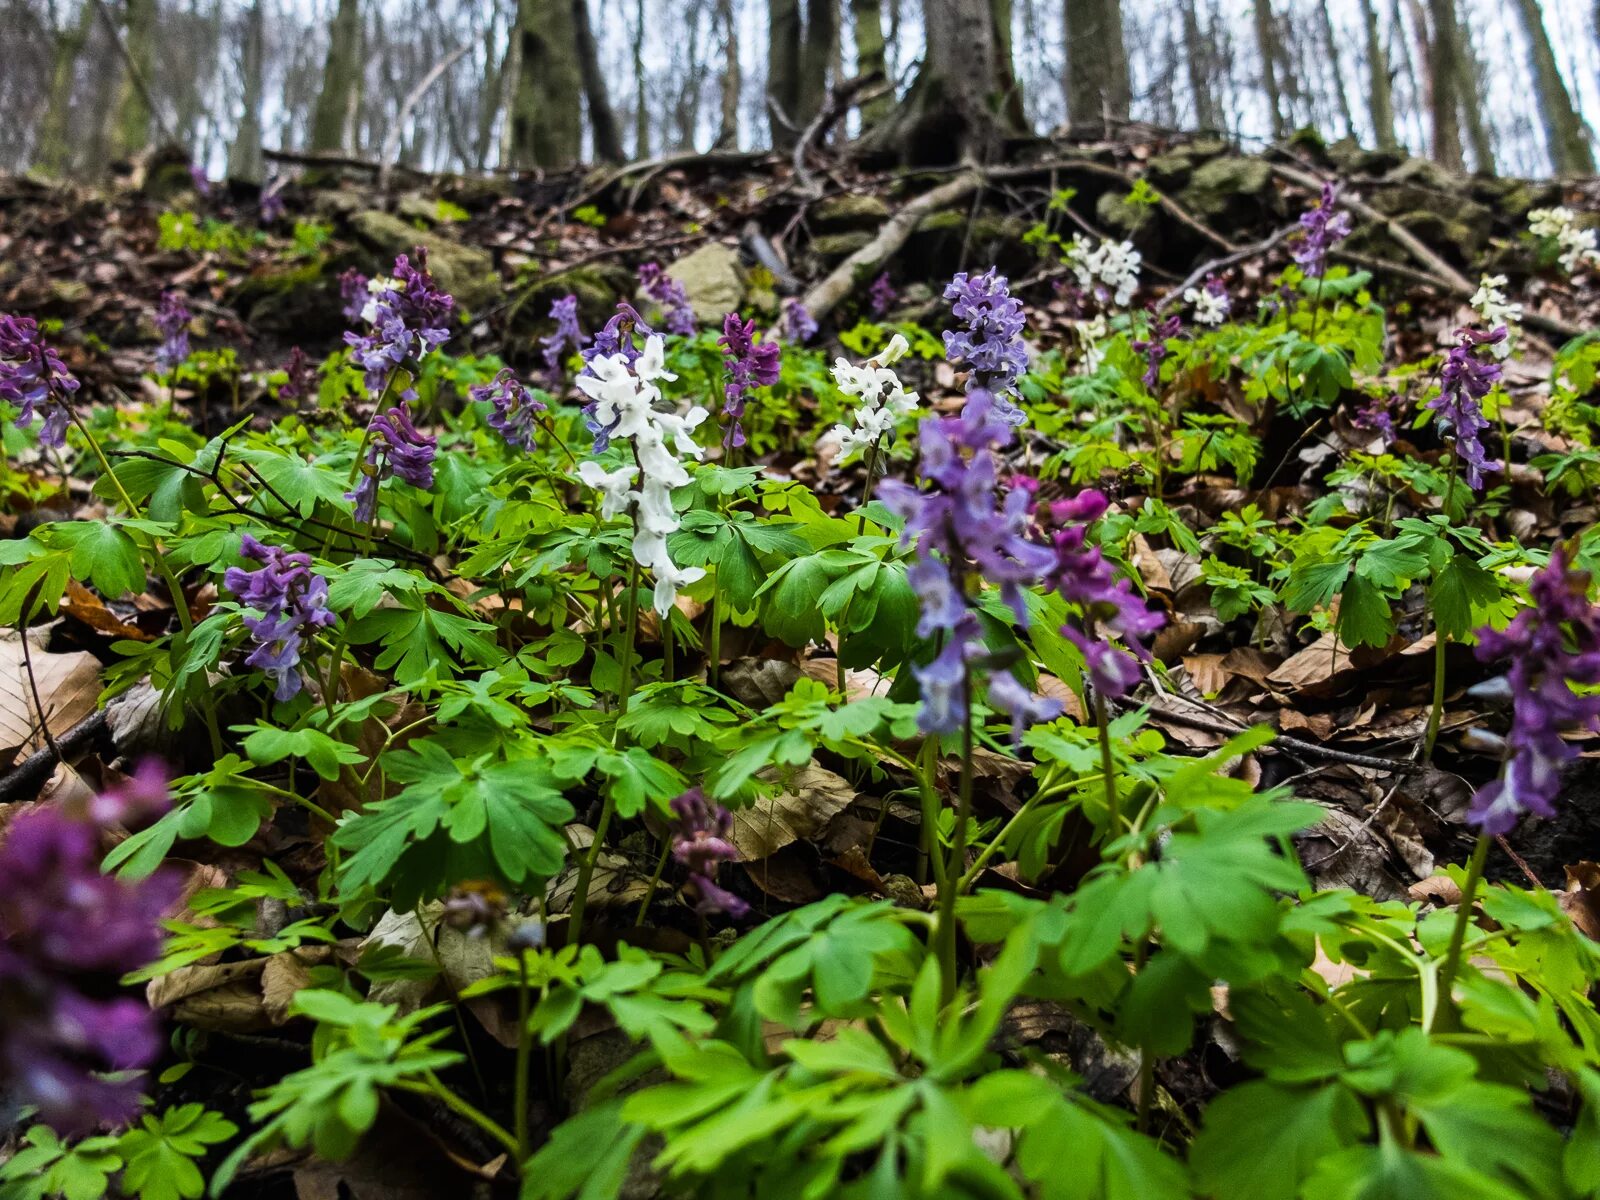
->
[[616, 559, 641, 721], [635, 837, 672, 925], [1094, 691, 1119, 835], [405, 1075, 519, 1158], [566, 794, 615, 947], [1435, 834, 1491, 1017], [935, 671, 973, 1008], [958, 775, 1084, 891], [1422, 622, 1448, 761], [707, 590, 722, 690], [514, 951, 532, 1160], [914, 737, 947, 890]]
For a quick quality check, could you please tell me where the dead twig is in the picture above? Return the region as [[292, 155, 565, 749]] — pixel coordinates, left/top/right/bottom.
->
[[379, 46, 471, 191], [0, 711, 109, 805]]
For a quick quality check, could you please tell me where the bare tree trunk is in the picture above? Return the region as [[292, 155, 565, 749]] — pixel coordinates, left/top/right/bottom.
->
[[851, 0, 891, 124], [990, 0, 1027, 129], [1511, 0, 1594, 173], [1180, 0, 1220, 131], [870, 0, 1002, 162], [497, 17, 522, 166], [108, 0, 157, 158], [1251, 0, 1287, 139], [1456, 6, 1494, 172], [38, 0, 96, 175], [631, 0, 648, 155], [1316, 0, 1355, 137], [1423, 0, 1462, 168], [715, 0, 741, 147], [512, 0, 583, 165], [1065, 0, 1130, 126], [797, 0, 838, 133], [572, 0, 623, 160], [311, 0, 361, 152], [767, 0, 802, 145], [1358, 0, 1399, 151], [232, 0, 265, 180]]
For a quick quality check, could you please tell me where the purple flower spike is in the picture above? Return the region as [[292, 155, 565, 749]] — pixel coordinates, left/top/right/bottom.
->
[[943, 269, 1029, 430], [718, 313, 781, 449], [1292, 181, 1353, 279], [154, 291, 191, 374], [1, 314, 79, 448], [638, 263, 696, 337], [1469, 548, 1600, 834], [223, 534, 337, 700], [346, 404, 438, 523], [0, 774, 179, 1133], [1427, 326, 1505, 492], [782, 298, 818, 345], [541, 294, 584, 381], [869, 272, 897, 317], [277, 347, 316, 405], [188, 163, 211, 197], [471, 368, 546, 452], [342, 249, 454, 399], [339, 269, 370, 324], [1131, 311, 1183, 391], [1353, 393, 1399, 446], [670, 788, 748, 919]]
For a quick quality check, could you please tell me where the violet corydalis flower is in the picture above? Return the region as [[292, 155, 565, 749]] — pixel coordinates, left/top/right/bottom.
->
[[223, 534, 337, 701], [154, 290, 191, 374], [470, 367, 546, 452], [718, 312, 781, 449], [339, 268, 370, 324], [346, 405, 437, 524], [1353, 393, 1399, 447], [669, 788, 748, 918], [638, 262, 696, 336], [343, 249, 454, 399], [1427, 326, 1505, 493], [943, 269, 1029, 429], [1, 313, 78, 448], [1131, 311, 1183, 390], [869, 272, 896, 317], [541, 294, 584, 381], [1292, 182, 1352, 279], [277, 346, 316, 405], [1468, 547, 1600, 834], [782, 298, 818, 344], [0, 770, 179, 1133]]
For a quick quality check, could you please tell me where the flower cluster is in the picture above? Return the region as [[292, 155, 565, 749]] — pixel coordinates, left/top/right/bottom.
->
[[717, 312, 781, 449], [1131, 311, 1183, 390], [575, 334, 709, 616], [579, 303, 653, 452], [637, 262, 696, 336], [470, 368, 547, 452], [0, 763, 179, 1133], [276, 346, 316, 404], [259, 183, 286, 225], [2, 314, 78, 448], [1469, 274, 1521, 358], [1292, 182, 1352, 278], [669, 788, 748, 918], [346, 405, 438, 523], [1352, 392, 1399, 447], [1428, 326, 1505, 492], [1041, 491, 1164, 700], [541, 294, 584, 380], [1073, 314, 1110, 374], [782, 298, 818, 344], [343, 249, 454, 399], [1066, 236, 1142, 308], [1469, 548, 1600, 834], [825, 333, 920, 461], [339, 268, 369, 324], [869, 272, 897, 317], [154, 290, 191, 374], [223, 534, 337, 700], [1184, 276, 1231, 326], [944, 269, 1029, 427], [1529, 207, 1599, 274]]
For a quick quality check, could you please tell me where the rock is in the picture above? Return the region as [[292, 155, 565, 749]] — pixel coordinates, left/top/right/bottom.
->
[[230, 257, 347, 339], [1382, 156, 1460, 194], [1095, 189, 1156, 240], [809, 230, 874, 261], [1179, 156, 1274, 223], [348, 209, 500, 312], [395, 193, 441, 227], [309, 189, 368, 220], [905, 209, 1030, 277], [1327, 136, 1404, 176], [812, 193, 891, 230], [1145, 152, 1196, 191], [664, 242, 745, 324]]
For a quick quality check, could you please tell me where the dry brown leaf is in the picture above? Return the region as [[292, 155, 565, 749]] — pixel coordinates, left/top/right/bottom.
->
[[1181, 653, 1231, 696], [60, 579, 154, 641], [0, 629, 101, 762], [731, 762, 856, 860], [1562, 862, 1600, 941]]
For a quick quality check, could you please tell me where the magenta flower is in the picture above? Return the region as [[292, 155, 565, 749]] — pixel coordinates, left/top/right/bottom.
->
[[470, 368, 546, 452], [346, 404, 437, 523], [1428, 326, 1505, 492], [1292, 181, 1352, 278], [154, 291, 191, 374], [943, 269, 1029, 429], [223, 534, 337, 700], [343, 249, 454, 399], [1131, 311, 1183, 390], [670, 788, 748, 918], [717, 312, 781, 449], [1468, 548, 1600, 834], [638, 263, 696, 337], [0, 770, 179, 1133], [277, 347, 316, 404], [541, 294, 584, 380], [1, 314, 78, 448]]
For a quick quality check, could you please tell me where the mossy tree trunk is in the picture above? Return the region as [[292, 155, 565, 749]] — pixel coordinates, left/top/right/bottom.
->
[[631, 0, 648, 156], [572, 0, 623, 161], [991, 0, 1027, 130], [851, 0, 891, 125], [232, 0, 265, 181], [863, 0, 1007, 163], [797, 0, 838, 135], [1457, 8, 1494, 172], [1180, 0, 1220, 132], [511, 0, 583, 166], [715, 0, 741, 148], [767, 0, 802, 146], [310, 0, 361, 153], [1511, 0, 1593, 174], [1251, 0, 1287, 140], [1065, 0, 1130, 127], [1424, 0, 1464, 169], [108, 0, 157, 160], [38, 0, 96, 176], [1358, 0, 1399, 151]]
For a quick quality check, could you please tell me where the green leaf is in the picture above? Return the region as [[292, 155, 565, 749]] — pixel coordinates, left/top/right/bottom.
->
[[1191, 1080, 1368, 1200]]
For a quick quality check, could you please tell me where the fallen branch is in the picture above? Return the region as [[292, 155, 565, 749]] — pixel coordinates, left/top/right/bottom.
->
[[799, 170, 985, 323], [1157, 224, 1298, 312], [792, 73, 886, 198], [0, 711, 108, 805], [379, 45, 471, 190]]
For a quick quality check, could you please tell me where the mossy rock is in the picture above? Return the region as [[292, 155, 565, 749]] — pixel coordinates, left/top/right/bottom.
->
[[1095, 190, 1156, 240], [809, 231, 874, 262], [1179, 156, 1274, 224], [348, 209, 500, 312], [506, 263, 633, 346], [1145, 152, 1196, 191], [905, 209, 1031, 277], [1327, 137, 1405, 176], [310, 189, 369, 220], [664, 243, 745, 324], [395, 193, 442, 227], [1391, 210, 1487, 259], [1183, 136, 1232, 161], [438, 175, 514, 211], [1381, 157, 1460, 195], [812, 194, 892, 230], [1468, 177, 1560, 225], [230, 257, 347, 339]]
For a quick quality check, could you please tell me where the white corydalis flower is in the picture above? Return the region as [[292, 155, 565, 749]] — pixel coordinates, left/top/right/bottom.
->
[[1469, 274, 1522, 360], [1184, 287, 1230, 327], [1066, 236, 1141, 308], [1529, 207, 1600, 275], [825, 334, 920, 462], [574, 335, 708, 617], [1074, 315, 1109, 374]]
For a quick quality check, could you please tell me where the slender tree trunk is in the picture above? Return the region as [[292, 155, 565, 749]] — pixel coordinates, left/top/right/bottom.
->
[[715, 0, 741, 148], [1358, 0, 1399, 150], [38, 0, 96, 176], [767, 0, 802, 145], [311, 0, 361, 152], [1181, 0, 1220, 130], [991, 0, 1027, 130], [1251, 0, 1287, 139], [1456, 6, 1494, 172], [1065, 0, 1130, 126], [1423, 0, 1462, 168], [864, 0, 1001, 162], [797, 0, 838, 133], [512, 0, 583, 166], [852, 0, 891, 123], [631, 0, 648, 155], [232, 0, 265, 181], [1316, 0, 1355, 136], [572, 0, 623, 160], [1512, 0, 1594, 173], [108, 0, 157, 159], [497, 19, 522, 166]]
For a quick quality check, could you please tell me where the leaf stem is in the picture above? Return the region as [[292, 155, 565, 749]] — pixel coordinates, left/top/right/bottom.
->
[[1434, 834, 1491, 1019], [935, 669, 973, 1008]]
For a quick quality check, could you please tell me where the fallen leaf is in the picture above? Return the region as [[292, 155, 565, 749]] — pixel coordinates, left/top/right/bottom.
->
[[730, 762, 856, 860], [0, 628, 101, 763]]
